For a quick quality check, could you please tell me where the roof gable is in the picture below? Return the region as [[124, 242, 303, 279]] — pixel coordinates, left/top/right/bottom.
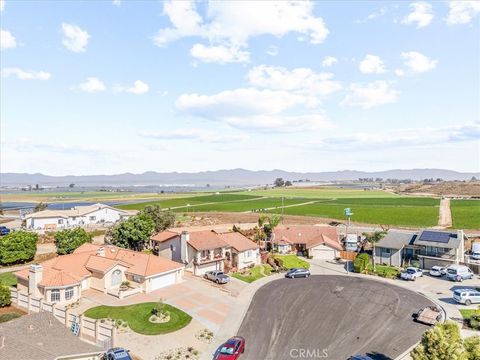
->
[[217, 232, 259, 252]]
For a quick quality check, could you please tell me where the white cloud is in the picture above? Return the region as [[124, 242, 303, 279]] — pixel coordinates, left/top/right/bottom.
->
[[0, 0, 5, 12], [359, 54, 386, 74], [225, 114, 333, 132], [1, 67, 51, 80], [266, 45, 279, 56], [75, 77, 106, 93], [447, 1, 480, 25], [354, 7, 387, 23], [176, 87, 307, 118], [321, 56, 338, 67], [401, 51, 437, 73], [190, 43, 250, 63], [140, 128, 249, 143], [61, 23, 90, 53], [154, 1, 329, 63], [402, 2, 434, 28], [114, 80, 150, 95], [315, 122, 480, 149], [247, 65, 341, 98], [1, 29, 16, 49], [342, 80, 398, 109], [112, 0, 121, 6]]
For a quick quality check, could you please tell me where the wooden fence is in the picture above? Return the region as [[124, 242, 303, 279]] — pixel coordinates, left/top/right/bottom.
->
[[339, 251, 358, 261]]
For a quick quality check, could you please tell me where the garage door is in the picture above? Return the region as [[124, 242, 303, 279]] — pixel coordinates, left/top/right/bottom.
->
[[312, 248, 335, 260], [150, 272, 176, 291]]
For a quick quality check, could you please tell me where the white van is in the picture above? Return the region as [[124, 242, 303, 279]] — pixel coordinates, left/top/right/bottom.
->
[[471, 243, 480, 260], [446, 265, 475, 282]]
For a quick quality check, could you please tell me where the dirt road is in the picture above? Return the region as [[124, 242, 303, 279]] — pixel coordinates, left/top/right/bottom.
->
[[437, 197, 452, 228]]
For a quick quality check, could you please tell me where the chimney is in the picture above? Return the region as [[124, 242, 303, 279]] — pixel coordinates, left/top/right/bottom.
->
[[180, 231, 189, 263], [28, 264, 43, 297], [97, 247, 105, 257], [457, 229, 465, 264]]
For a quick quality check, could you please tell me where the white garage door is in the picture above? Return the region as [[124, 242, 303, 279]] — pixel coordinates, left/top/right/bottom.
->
[[312, 248, 335, 260], [150, 272, 176, 291]]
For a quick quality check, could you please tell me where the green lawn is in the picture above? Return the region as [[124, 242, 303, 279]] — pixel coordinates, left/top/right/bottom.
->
[[84, 302, 191, 335], [232, 264, 272, 283], [373, 265, 400, 279], [274, 255, 310, 269], [451, 200, 480, 229], [460, 309, 480, 320], [0, 312, 22, 323], [0, 272, 17, 287]]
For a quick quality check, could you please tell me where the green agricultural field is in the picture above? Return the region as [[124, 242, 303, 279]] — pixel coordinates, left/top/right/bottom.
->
[[270, 199, 439, 227], [237, 187, 399, 199], [186, 197, 315, 213], [119, 193, 261, 210], [451, 200, 480, 229]]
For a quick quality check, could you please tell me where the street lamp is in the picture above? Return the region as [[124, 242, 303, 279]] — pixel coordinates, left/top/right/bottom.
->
[[344, 208, 353, 273]]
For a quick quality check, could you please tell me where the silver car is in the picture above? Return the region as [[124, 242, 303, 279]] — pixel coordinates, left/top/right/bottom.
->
[[453, 289, 480, 306], [204, 270, 230, 284]]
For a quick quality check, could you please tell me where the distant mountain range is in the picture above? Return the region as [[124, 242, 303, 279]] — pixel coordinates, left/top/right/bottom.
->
[[1, 169, 479, 187]]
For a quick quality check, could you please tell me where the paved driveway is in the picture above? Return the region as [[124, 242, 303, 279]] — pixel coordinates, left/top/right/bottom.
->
[[237, 275, 435, 360], [80, 272, 247, 332]]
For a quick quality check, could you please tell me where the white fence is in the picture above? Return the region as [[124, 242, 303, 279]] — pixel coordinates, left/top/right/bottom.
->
[[10, 288, 115, 349]]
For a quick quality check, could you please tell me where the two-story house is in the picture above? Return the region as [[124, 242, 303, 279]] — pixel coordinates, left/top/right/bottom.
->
[[151, 229, 260, 275], [375, 229, 467, 269]]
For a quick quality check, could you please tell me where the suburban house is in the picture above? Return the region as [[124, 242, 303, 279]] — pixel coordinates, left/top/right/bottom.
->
[[25, 203, 136, 230], [0, 312, 103, 360], [14, 243, 184, 304], [375, 229, 466, 268], [217, 231, 260, 271], [151, 230, 260, 275], [271, 225, 342, 259]]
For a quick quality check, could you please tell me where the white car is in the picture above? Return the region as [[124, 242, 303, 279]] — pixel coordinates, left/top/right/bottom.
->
[[429, 266, 446, 277], [401, 267, 423, 281], [453, 289, 480, 306], [471, 251, 480, 261]]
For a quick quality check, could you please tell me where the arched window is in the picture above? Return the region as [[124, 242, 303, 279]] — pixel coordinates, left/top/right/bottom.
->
[[111, 270, 122, 287], [51, 289, 60, 302], [65, 287, 74, 300]]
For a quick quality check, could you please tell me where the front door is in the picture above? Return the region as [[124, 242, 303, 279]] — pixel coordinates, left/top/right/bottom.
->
[[111, 270, 122, 287]]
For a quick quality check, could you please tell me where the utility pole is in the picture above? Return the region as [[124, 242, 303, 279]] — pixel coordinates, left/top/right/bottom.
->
[[344, 208, 353, 273]]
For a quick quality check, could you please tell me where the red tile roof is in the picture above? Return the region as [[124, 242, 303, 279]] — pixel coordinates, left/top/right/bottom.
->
[[151, 230, 180, 243], [217, 232, 259, 252], [273, 225, 341, 251], [187, 230, 229, 251]]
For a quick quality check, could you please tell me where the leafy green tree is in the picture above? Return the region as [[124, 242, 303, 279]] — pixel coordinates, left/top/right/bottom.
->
[[33, 202, 48, 212], [54, 228, 92, 255], [411, 321, 467, 360], [257, 214, 282, 250], [107, 214, 154, 250], [362, 230, 387, 271], [354, 253, 370, 273], [464, 336, 480, 360], [274, 178, 285, 187], [139, 204, 175, 233], [0, 285, 11, 307], [0, 231, 38, 265]]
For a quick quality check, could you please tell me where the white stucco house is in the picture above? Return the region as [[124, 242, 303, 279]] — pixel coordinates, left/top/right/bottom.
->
[[151, 229, 261, 275], [25, 203, 136, 230]]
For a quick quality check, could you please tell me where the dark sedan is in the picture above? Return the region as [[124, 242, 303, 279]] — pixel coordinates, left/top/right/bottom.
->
[[285, 268, 311, 278]]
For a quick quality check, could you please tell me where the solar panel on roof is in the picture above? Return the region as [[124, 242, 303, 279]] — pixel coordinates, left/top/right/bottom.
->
[[418, 230, 451, 244]]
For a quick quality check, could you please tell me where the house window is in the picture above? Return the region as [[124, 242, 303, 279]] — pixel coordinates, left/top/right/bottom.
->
[[89, 216, 96, 221], [51, 289, 60, 302], [111, 270, 122, 286], [72, 217, 76, 221], [58, 219, 63, 224], [65, 287, 74, 300], [170, 244, 176, 251], [246, 250, 252, 258], [133, 275, 142, 283]]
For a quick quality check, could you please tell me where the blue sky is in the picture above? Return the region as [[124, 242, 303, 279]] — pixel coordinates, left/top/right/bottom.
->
[[1, 0, 479, 176]]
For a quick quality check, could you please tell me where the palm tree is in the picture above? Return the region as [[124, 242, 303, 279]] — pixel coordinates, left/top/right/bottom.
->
[[257, 214, 282, 251], [362, 230, 387, 271]]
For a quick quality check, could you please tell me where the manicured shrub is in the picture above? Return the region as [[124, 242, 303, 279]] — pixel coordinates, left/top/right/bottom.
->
[[0, 312, 21, 323], [0, 285, 12, 307], [354, 253, 370, 273], [469, 313, 480, 331], [0, 231, 37, 265], [55, 228, 92, 255]]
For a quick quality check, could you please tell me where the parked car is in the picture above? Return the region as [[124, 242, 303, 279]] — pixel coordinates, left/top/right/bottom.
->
[[453, 288, 480, 306], [0, 226, 10, 236], [471, 251, 480, 261], [285, 268, 311, 278], [446, 265, 474, 282], [205, 270, 230, 284], [103, 348, 133, 360], [214, 336, 245, 360], [429, 266, 446, 277], [400, 267, 423, 281], [348, 355, 374, 360]]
